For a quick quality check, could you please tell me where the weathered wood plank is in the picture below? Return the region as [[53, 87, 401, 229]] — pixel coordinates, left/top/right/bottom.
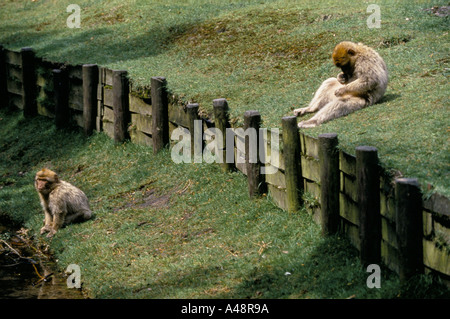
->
[[423, 239, 450, 276], [381, 240, 400, 274], [72, 111, 84, 128], [304, 179, 320, 201], [265, 168, 286, 189], [21, 47, 37, 117], [380, 188, 396, 222], [268, 184, 288, 211], [104, 86, 113, 107], [151, 76, 169, 152], [129, 94, 151, 116], [357, 146, 381, 266], [168, 103, 189, 128], [7, 64, 22, 82], [68, 83, 83, 111], [103, 105, 114, 122], [83, 64, 98, 136], [281, 116, 302, 212], [340, 172, 357, 203], [103, 68, 114, 86], [381, 216, 398, 249], [53, 68, 69, 128], [395, 178, 423, 280], [6, 78, 22, 96], [5, 50, 21, 66], [423, 192, 450, 217], [339, 193, 359, 226], [342, 219, 360, 250], [301, 133, 319, 159], [113, 70, 130, 142], [213, 98, 232, 172], [131, 113, 152, 135], [103, 121, 114, 139], [67, 64, 82, 82], [9, 92, 23, 109], [130, 129, 153, 147], [339, 150, 356, 177], [301, 156, 320, 183]]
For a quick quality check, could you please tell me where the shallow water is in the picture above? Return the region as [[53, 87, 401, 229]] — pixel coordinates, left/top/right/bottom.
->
[[0, 223, 85, 299]]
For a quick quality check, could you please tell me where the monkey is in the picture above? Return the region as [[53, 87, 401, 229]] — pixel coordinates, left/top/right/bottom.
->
[[293, 41, 388, 128], [35, 168, 92, 237]]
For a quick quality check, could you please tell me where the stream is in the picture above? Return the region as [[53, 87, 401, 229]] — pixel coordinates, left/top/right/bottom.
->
[[0, 222, 85, 299]]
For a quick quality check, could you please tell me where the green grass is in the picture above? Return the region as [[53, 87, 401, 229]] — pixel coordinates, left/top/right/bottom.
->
[[0, 0, 448, 196], [1, 109, 449, 299]]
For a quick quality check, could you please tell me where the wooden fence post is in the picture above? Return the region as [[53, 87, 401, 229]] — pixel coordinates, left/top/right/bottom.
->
[[21, 47, 37, 118], [213, 98, 232, 172], [318, 133, 340, 235], [83, 64, 99, 136], [244, 110, 266, 198], [112, 70, 129, 143], [151, 76, 169, 153], [187, 103, 203, 163], [282, 116, 303, 212], [53, 68, 69, 129], [356, 146, 381, 266], [0, 45, 8, 109], [395, 178, 423, 281]]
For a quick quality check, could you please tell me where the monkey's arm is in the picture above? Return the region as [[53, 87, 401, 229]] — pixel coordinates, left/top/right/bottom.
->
[[39, 194, 53, 234], [48, 204, 67, 237], [334, 76, 376, 98], [337, 72, 348, 84]]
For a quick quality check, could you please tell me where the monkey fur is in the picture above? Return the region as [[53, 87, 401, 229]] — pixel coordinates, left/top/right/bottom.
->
[[35, 168, 92, 237], [294, 41, 388, 128]]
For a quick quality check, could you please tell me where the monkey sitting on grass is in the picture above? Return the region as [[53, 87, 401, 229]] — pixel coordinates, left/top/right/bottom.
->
[[294, 41, 388, 128], [35, 168, 92, 237]]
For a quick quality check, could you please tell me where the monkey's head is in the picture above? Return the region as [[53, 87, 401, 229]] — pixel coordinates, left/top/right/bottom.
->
[[35, 168, 59, 194], [332, 41, 357, 69]]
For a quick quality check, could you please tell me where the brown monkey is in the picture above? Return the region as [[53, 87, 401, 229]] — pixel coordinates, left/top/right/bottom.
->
[[293, 41, 388, 128], [35, 168, 92, 237]]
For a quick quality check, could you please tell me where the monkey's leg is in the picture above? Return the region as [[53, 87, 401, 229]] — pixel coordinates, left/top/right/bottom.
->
[[40, 210, 53, 234], [299, 96, 366, 128], [294, 78, 343, 117], [65, 209, 92, 224], [48, 211, 66, 237]]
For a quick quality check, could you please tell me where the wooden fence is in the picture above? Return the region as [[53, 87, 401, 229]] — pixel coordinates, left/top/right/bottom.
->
[[0, 46, 448, 284]]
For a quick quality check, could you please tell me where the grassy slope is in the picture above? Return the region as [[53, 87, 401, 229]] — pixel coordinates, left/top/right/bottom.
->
[[1, 109, 448, 299], [0, 0, 448, 195]]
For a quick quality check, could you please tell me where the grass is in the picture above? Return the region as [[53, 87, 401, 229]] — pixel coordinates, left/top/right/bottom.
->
[[0, 0, 448, 196], [1, 109, 449, 299]]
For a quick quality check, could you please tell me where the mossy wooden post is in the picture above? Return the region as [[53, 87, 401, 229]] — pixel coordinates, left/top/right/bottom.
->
[[21, 47, 37, 118], [187, 103, 203, 163], [282, 116, 303, 212], [395, 178, 423, 281], [151, 76, 169, 153], [113, 70, 130, 143], [83, 64, 99, 136], [318, 133, 340, 235], [213, 98, 232, 172], [0, 45, 8, 109], [244, 110, 266, 198], [356, 146, 381, 266], [53, 69, 69, 129]]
